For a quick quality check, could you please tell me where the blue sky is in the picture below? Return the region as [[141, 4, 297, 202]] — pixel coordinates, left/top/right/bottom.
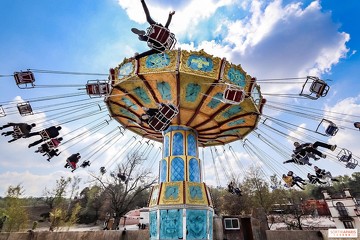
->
[[0, 0, 360, 196]]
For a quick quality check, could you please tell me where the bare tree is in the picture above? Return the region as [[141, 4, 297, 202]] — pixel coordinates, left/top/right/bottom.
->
[[277, 190, 312, 230], [241, 166, 273, 213], [90, 152, 156, 229]]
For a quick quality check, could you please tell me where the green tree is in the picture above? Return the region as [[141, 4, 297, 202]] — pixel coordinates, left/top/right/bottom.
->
[[208, 187, 226, 215], [78, 185, 104, 224], [45, 176, 82, 231], [348, 172, 360, 197], [2, 184, 29, 232], [66, 202, 81, 230], [43, 176, 71, 210]]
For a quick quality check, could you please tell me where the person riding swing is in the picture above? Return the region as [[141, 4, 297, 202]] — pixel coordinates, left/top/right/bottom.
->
[[131, 0, 176, 59]]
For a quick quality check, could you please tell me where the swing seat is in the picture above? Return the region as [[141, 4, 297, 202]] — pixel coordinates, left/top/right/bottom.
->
[[339, 155, 352, 162], [13, 126, 23, 135], [109, 68, 116, 86], [80, 161, 90, 168], [337, 148, 352, 163], [100, 167, 106, 174], [86, 80, 110, 97], [146, 24, 177, 52], [325, 124, 338, 136], [46, 139, 56, 149], [318, 172, 332, 180], [310, 79, 329, 97], [40, 130, 50, 141], [14, 71, 35, 89], [148, 104, 179, 132], [17, 102, 33, 116], [309, 179, 317, 185], [66, 159, 77, 170], [148, 115, 169, 132], [316, 119, 338, 136], [293, 153, 311, 165], [159, 104, 178, 119], [223, 84, 245, 104], [346, 159, 358, 169], [11, 126, 23, 139], [299, 76, 330, 100]]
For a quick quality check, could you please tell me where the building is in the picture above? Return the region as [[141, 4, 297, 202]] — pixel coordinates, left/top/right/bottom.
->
[[302, 199, 331, 216], [322, 189, 360, 229]]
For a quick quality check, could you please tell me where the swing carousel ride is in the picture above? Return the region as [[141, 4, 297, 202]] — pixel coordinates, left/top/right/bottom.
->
[[1, 48, 359, 239], [0, 4, 359, 240]]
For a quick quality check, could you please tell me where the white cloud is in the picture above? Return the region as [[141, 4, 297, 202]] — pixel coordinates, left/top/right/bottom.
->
[[118, 0, 235, 38], [172, 0, 350, 96], [324, 95, 360, 156]]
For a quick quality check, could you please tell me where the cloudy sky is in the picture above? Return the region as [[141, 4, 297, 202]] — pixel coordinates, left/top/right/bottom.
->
[[0, 0, 359, 196]]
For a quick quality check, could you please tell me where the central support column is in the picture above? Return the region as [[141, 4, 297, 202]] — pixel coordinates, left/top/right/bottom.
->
[[148, 126, 214, 240]]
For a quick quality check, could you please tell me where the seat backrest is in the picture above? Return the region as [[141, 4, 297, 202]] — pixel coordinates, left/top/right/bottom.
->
[[148, 25, 170, 43], [14, 71, 35, 87], [159, 104, 177, 119], [325, 124, 338, 136], [17, 102, 33, 116], [223, 87, 245, 104], [310, 80, 329, 97], [340, 155, 350, 162], [86, 81, 110, 97]]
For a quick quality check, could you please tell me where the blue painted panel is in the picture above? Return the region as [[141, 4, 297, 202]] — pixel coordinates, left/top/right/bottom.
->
[[207, 92, 223, 109], [150, 210, 158, 239], [121, 97, 138, 110], [185, 83, 201, 102], [164, 185, 179, 199], [189, 185, 202, 199], [160, 159, 167, 183], [146, 53, 170, 68], [160, 209, 183, 239], [164, 135, 170, 158], [222, 105, 242, 118], [187, 55, 213, 72], [172, 132, 184, 155], [157, 81, 172, 100], [186, 209, 207, 239], [189, 158, 200, 182], [228, 119, 245, 127], [227, 67, 246, 87], [187, 134, 197, 156], [120, 109, 136, 119], [133, 87, 151, 104], [171, 157, 184, 181], [208, 211, 213, 240], [118, 62, 134, 79]]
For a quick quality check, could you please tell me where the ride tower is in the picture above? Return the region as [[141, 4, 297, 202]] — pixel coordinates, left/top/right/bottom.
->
[[106, 49, 265, 240]]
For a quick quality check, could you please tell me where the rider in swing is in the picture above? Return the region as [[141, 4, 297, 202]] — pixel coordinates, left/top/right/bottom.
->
[[131, 0, 175, 59]]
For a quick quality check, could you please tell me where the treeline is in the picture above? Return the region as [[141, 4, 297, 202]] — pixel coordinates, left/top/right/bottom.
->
[[0, 152, 155, 232], [1, 163, 359, 232], [210, 167, 360, 216]]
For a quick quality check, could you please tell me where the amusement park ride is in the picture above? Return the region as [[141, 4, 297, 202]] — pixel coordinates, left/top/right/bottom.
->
[[2, 23, 357, 240], [106, 47, 264, 239], [1, 3, 359, 240], [6, 25, 268, 238]]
